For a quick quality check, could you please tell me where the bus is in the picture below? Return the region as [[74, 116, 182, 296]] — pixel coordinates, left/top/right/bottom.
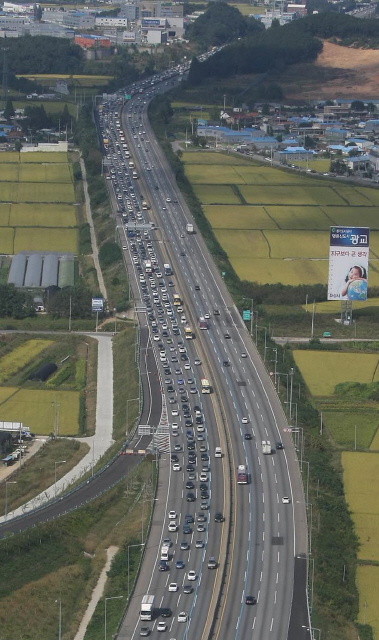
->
[[199, 317, 208, 330], [173, 294, 181, 306], [237, 465, 248, 485], [201, 378, 211, 394]]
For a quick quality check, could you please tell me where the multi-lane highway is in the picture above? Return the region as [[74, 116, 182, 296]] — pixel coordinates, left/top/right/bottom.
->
[[99, 69, 310, 640]]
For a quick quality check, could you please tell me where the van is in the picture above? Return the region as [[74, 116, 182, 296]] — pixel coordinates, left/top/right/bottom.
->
[[215, 447, 222, 458], [161, 545, 169, 561]]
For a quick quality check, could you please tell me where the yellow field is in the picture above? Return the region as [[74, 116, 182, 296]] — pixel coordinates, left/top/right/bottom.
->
[[239, 184, 346, 206], [214, 229, 269, 258], [334, 185, 374, 206], [0, 388, 80, 435], [265, 230, 329, 259], [343, 452, 379, 560], [322, 205, 379, 229], [9, 203, 77, 227], [234, 166, 315, 185], [17, 182, 75, 203], [20, 152, 68, 163], [0, 203, 10, 225], [296, 159, 331, 172], [193, 184, 241, 204], [203, 205, 277, 229], [356, 565, 379, 637], [0, 152, 19, 163], [357, 186, 379, 206], [230, 3, 262, 14], [0, 228, 15, 254], [233, 257, 329, 285], [185, 164, 246, 184], [14, 228, 77, 253], [16, 74, 113, 87], [19, 163, 72, 183], [267, 206, 330, 230], [0, 387, 18, 403], [0, 165, 18, 181], [293, 350, 379, 395], [0, 340, 53, 384]]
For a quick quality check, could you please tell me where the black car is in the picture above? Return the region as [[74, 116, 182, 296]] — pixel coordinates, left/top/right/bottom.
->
[[276, 442, 283, 450], [159, 560, 168, 571], [185, 514, 194, 523], [201, 453, 209, 461], [196, 416, 203, 425], [200, 491, 209, 499], [180, 354, 188, 361], [160, 608, 172, 618], [171, 454, 179, 463], [186, 464, 194, 472], [186, 481, 195, 490], [245, 433, 252, 440], [183, 525, 192, 534], [197, 512, 206, 522], [224, 333, 230, 339], [223, 361, 229, 367], [214, 512, 224, 523], [245, 596, 257, 605], [186, 492, 196, 502], [199, 483, 208, 491], [195, 285, 200, 290], [187, 443, 195, 450], [185, 419, 193, 428], [183, 585, 193, 594]]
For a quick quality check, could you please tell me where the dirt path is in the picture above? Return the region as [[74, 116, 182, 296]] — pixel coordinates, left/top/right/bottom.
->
[[74, 545, 119, 640], [80, 156, 107, 300]]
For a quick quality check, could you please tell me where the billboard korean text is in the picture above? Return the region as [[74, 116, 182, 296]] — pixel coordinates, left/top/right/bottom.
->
[[327, 226, 369, 301]]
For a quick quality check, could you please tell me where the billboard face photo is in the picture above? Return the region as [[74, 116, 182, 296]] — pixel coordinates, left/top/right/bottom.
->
[[327, 226, 369, 301]]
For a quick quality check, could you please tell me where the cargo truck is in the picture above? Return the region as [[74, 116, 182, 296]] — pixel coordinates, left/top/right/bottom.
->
[[140, 595, 155, 620], [184, 326, 193, 339], [186, 223, 194, 234], [144, 260, 152, 274]]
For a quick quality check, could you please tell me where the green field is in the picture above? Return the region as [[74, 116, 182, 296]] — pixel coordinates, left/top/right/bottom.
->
[[0, 339, 53, 384], [0, 388, 80, 435], [293, 350, 379, 395], [20, 152, 68, 164], [16, 182, 75, 203], [296, 158, 331, 172], [322, 411, 379, 449], [0, 163, 72, 183], [183, 151, 379, 285]]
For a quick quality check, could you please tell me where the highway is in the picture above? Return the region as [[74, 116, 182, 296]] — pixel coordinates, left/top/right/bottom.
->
[[100, 69, 310, 640]]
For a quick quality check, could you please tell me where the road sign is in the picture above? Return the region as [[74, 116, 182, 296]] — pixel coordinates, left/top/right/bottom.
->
[[243, 310, 251, 321], [125, 94, 132, 100], [221, 271, 226, 278], [283, 428, 292, 433]]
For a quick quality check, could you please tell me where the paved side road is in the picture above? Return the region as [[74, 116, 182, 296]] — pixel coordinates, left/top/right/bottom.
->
[[0, 334, 114, 523]]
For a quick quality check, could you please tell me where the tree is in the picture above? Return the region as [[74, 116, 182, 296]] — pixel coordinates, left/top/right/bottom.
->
[[350, 100, 364, 111], [34, 4, 43, 20], [3, 98, 15, 121], [367, 102, 376, 113], [261, 104, 270, 115], [271, 18, 280, 28]]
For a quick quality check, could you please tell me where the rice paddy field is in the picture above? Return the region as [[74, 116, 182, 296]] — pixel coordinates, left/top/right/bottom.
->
[[183, 151, 379, 285], [0, 388, 80, 435], [16, 74, 113, 88], [0, 152, 79, 254], [356, 565, 379, 637]]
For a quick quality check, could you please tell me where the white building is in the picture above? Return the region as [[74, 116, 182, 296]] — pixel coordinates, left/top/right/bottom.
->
[[95, 16, 128, 27]]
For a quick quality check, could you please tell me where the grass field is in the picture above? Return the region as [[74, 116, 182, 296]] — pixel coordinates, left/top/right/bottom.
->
[[296, 158, 331, 172], [342, 452, 379, 561], [193, 184, 242, 204], [322, 411, 379, 449], [16, 74, 113, 87], [14, 101, 76, 116], [0, 388, 80, 435], [0, 163, 72, 183], [14, 228, 78, 253], [17, 182, 75, 203], [293, 350, 379, 395], [0, 339, 53, 384], [0, 228, 15, 254], [304, 297, 379, 314], [20, 152, 68, 164], [182, 151, 379, 285], [356, 565, 379, 637]]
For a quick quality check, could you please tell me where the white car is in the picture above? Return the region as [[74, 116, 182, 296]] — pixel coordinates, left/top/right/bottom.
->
[[282, 496, 290, 504], [199, 472, 208, 482], [187, 570, 196, 581], [241, 417, 249, 424], [157, 622, 167, 632], [172, 409, 179, 416], [172, 423, 179, 430], [194, 359, 201, 366], [153, 335, 160, 341], [169, 510, 177, 520], [184, 363, 191, 370], [241, 352, 247, 358], [204, 313, 210, 319], [168, 582, 178, 592], [173, 463, 181, 472], [168, 521, 177, 532], [177, 612, 188, 623]]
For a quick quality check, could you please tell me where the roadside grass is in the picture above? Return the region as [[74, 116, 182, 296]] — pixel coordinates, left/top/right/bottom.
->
[[303, 298, 379, 313], [356, 565, 379, 638], [0, 439, 89, 514], [9, 203, 77, 227], [0, 339, 53, 383], [113, 327, 139, 442], [293, 350, 379, 395], [342, 452, 379, 562], [322, 411, 379, 449], [14, 227, 78, 253], [0, 460, 154, 640], [193, 184, 242, 204], [0, 388, 80, 435]]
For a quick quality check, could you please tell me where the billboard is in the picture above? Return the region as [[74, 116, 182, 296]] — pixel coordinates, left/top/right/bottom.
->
[[327, 226, 369, 301], [92, 297, 104, 312]]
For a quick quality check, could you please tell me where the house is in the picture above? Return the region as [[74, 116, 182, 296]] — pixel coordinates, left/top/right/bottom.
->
[[346, 155, 370, 172]]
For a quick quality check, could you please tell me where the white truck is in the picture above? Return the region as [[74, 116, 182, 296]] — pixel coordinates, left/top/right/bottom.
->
[[186, 223, 194, 234], [140, 595, 155, 620], [144, 260, 152, 274], [161, 544, 169, 561], [262, 440, 271, 454]]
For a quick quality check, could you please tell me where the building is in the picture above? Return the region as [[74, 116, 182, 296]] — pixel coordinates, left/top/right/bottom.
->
[[75, 34, 111, 49], [95, 16, 128, 28], [62, 12, 96, 29], [146, 29, 167, 44]]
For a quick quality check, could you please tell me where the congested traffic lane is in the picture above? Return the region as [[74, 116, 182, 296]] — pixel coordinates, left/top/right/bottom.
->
[[100, 89, 228, 640], [120, 87, 307, 640]]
